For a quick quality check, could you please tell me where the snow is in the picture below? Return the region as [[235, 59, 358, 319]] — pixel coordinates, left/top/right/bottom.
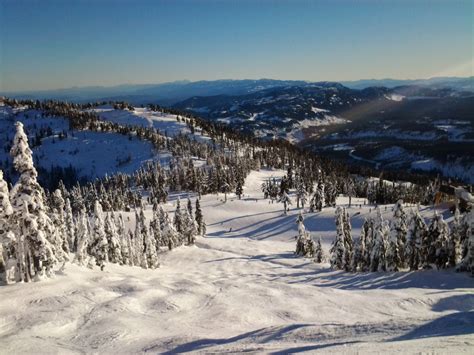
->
[[384, 94, 405, 101], [311, 106, 330, 114], [1, 169, 472, 353], [411, 159, 474, 184], [87, 107, 191, 137]]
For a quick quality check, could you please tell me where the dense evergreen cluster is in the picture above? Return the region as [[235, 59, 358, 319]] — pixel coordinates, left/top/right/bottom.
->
[[0, 123, 205, 284], [328, 201, 473, 274]]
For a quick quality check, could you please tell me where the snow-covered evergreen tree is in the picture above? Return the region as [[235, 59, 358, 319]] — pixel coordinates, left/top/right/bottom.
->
[[424, 212, 450, 269], [195, 199, 206, 236], [309, 182, 324, 212], [387, 200, 407, 271], [74, 208, 89, 265], [173, 198, 183, 233], [0, 170, 15, 284], [150, 209, 163, 250], [295, 177, 307, 209], [351, 222, 367, 272], [342, 208, 353, 271], [406, 207, 426, 271], [163, 212, 179, 250], [10, 122, 57, 281], [330, 207, 345, 270], [457, 210, 474, 275], [116, 213, 131, 266], [182, 208, 197, 245], [104, 212, 122, 264], [314, 236, 324, 263], [432, 213, 450, 269], [370, 209, 389, 272], [64, 198, 75, 252], [449, 206, 462, 267], [90, 200, 108, 270], [142, 221, 159, 269], [51, 189, 70, 256]]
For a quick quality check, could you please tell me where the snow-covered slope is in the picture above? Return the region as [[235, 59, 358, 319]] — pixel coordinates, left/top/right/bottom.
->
[[0, 169, 472, 353]]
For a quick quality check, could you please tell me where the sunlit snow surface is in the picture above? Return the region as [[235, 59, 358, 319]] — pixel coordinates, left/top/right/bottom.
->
[[0, 169, 472, 353]]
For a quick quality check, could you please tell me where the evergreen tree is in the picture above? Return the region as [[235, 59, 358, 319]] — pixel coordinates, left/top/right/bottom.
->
[[173, 198, 183, 233], [10, 122, 57, 281], [142, 222, 159, 269], [449, 206, 462, 267], [351, 222, 367, 272], [235, 180, 243, 200], [433, 214, 450, 269], [370, 209, 389, 272], [64, 198, 75, 252], [74, 208, 89, 265], [310, 182, 325, 212], [314, 236, 324, 263], [90, 200, 108, 270], [183, 208, 197, 245], [116, 213, 131, 266], [342, 208, 353, 271], [0, 170, 15, 283], [104, 212, 122, 264], [387, 200, 407, 271], [163, 213, 179, 250], [51, 189, 70, 256], [195, 199, 206, 236], [406, 207, 426, 271], [330, 207, 345, 270]]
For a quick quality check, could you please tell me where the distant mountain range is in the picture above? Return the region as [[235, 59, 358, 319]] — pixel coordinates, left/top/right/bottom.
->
[[2, 77, 472, 105]]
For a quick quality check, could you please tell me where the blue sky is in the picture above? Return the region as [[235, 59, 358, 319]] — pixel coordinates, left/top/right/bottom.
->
[[1, 0, 472, 91]]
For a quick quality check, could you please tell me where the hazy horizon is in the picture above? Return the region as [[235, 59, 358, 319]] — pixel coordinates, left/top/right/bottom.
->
[[1, 0, 472, 92]]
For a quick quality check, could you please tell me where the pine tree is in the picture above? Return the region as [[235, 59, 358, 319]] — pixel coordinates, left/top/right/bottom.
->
[[295, 177, 307, 209], [449, 206, 462, 267], [183, 208, 197, 245], [150, 209, 163, 250], [351, 223, 367, 272], [424, 212, 449, 269], [314, 236, 324, 263], [195, 199, 206, 236], [163, 212, 179, 250], [0, 170, 15, 284], [342, 208, 353, 271], [295, 213, 307, 256], [142, 222, 159, 269], [64, 198, 75, 252], [330, 207, 345, 269], [433, 214, 450, 269], [187, 198, 193, 218], [51, 189, 70, 256], [116, 213, 131, 266], [173, 198, 183, 233], [406, 207, 426, 271], [90, 200, 108, 270], [74, 208, 89, 265], [370, 209, 389, 272], [105, 212, 122, 264], [235, 180, 243, 200], [387, 200, 407, 271], [309, 182, 324, 212], [10, 122, 57, 281]]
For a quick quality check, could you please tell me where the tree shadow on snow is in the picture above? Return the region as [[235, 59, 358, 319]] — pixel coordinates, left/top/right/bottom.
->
[[290, 269, 474, 290], [160, 324, 313, 354], [390, 311, 474, 342]]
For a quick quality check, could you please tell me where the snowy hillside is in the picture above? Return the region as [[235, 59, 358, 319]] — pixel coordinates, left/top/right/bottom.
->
[[0, 105, 160, 180], [1, 169, 472, 353]]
